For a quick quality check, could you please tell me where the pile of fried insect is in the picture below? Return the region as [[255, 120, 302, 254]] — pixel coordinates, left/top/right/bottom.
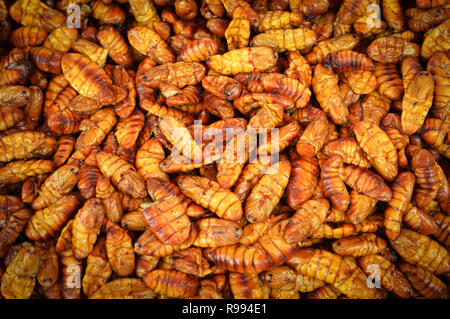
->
[[0, 0, 448, 299]]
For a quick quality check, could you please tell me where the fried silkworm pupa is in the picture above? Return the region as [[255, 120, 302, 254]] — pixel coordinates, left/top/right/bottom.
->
[[283, 198, 329, 244], [332, 233, 387, 257], [96, 151, 147, 198], [72, 198, 105, 260], [25, 195, 79, 241], [89, 278, 156, 299], [389, 228, 450, 275], [353, 121, 398, 181], [398, 262, 448, 299], [143, 269, 199, 298], [286, 249, 352, 284], [192, 217, 242, 248], [177, 175, 243, 221], [0, 208, 33, 258], [0, 244, 40, 299], [358, 254, 414, 299], [31, 164, 79, 210], [82, 237, 112, 298], [104, 220, 135, 277]]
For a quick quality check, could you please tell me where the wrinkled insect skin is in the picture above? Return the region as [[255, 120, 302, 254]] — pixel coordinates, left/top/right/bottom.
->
[[143, 269, 199, 298]]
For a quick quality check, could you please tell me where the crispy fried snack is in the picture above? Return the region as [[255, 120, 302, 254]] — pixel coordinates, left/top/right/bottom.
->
[[178, 175, 243, 221], [286, 249, 352, 284], [0, 244, 40, 299], [207, 46, 278, 75], [91, 0, 126, 25], [72, 198, 105, 260], [8, 0, 65, 32], [401, 71, 434, 135], [77, 164, 101, 200], [337, 0, 371, 24], [35, 241, 59, 289], [193, 217, 242, 247], [384, 171, 415, 240], [221, 0, 260, 27], [89, 278, 156, 299], [403, 205, 439, 235], [345, 70, 377, 95], [353, 121, 398, 181], [421, 19, 450, 60], [0, 159, 54, 184], [411, 149, 446, 209], [158, 114, 203, 162], [406, 6, 448, 32], [55, 220, 83, 299], [10, 26, 47, 48], [382, 0, 404, 31], [97, 27, 133, 68], [324, 50, 375, 73], [398, 262, 448, 299], [289, 0, 329, 19], [143, 269, 199, 298], [312, 64, 348, 125], [432, 212, 450, 247], [0, 208, 33, 258], [245, 156, 291, 223], [331, 256, 384, 299], [160, 247, 213, 277], [373, 62, 403, 101], [250, 28, 317, 52], [134, 226, 198, 258], [136, 254, 159, 278], [257, 10, 304, 32], [421, 118, 450, 159], [142, 61, 206, 89], [426, 52, 449, 121], [296, 115, 328, 157], [342, 165, 392, 201], [229, 272, 270, 299], [306, 33, 360, 65], [96, 151, 147, 198], [367, 35, 409, 63], [44, 25, 78, 54], [0, 195, 24, 228], [286, 153, 319, 209], [306, 285, 340, 299], [104, 221, 135, 277], [128, 26, 175, 65], [71, 41, 107, 70], [25, 195, 78, 242], [0, 131, 57, 162], [75, 107, 117, 150], [31, 164, 79, 210], [320, 155, 350, 212], [389, 228, 450, 275], [285, 51, 311, 87], [359, 254, 414, 298], [283, 198, 329, 244], [332, 233, 386, 257], [114, 109, 145, 150], [82, 236, 112, 297], [141, 194, 191, 245], [225, 18, 250, 50], [322, 137, 370, 168], [61, 53, 116, 105], [264, 265, 325, 293], [202, 75, 243, 101], [136, 138, 169, 182]]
